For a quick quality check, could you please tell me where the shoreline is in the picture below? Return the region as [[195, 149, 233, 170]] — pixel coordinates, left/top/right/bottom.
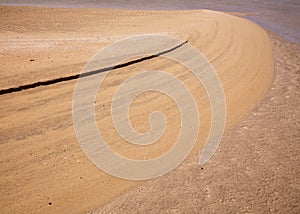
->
[[0, 5, 298, 213], [1, 1, 299, 44]]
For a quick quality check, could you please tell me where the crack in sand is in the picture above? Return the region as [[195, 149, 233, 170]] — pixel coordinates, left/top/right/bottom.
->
[[0, 40, 188, 95]]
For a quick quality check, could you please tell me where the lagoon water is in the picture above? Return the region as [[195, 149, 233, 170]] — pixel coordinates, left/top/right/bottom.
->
[[1, 0, 299, 43]]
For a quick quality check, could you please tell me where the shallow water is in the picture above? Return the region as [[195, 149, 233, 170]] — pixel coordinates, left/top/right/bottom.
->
[[1, 0, 299, 43]]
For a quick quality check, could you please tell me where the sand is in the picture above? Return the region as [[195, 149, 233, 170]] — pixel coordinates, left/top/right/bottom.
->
[[0, 5, 297, 213], [97, 32, 300, 213]]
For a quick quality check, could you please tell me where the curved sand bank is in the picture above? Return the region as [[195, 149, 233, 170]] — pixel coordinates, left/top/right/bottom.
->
[[0, 6, 273, 213]]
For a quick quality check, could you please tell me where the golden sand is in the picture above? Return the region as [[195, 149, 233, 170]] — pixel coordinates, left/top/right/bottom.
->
[[0, 6, 273, 213]]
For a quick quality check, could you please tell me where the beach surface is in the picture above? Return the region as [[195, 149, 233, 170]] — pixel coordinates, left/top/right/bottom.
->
[[1, 0, 299, 43], [0, 4, 299, 213], [97, 32, 300, 213]]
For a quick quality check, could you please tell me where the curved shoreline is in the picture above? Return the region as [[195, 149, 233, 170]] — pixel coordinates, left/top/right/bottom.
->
[[0, 6, 277, 213], [98, 31, 300, 214], [1, 0, 299, 43]]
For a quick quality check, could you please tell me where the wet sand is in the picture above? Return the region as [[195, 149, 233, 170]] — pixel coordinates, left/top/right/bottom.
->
[[0, 3, 299, 214]]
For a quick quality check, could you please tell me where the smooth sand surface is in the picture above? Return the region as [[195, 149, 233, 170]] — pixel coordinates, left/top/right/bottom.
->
[[0, 6, 275, 213], [1, 0, 299, 43], [97, 32, 300, 213]]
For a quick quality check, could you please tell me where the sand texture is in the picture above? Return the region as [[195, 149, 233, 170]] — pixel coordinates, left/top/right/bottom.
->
[[97, 32, 300, 213], [0, 5, 287, 213]]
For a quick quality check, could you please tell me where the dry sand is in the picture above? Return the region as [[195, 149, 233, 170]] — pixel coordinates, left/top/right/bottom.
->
[[0, 5, 298, 213], [97, 32, 300, 213]]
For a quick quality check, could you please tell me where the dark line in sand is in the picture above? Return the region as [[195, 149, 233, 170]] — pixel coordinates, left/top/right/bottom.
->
[[0, 40, 188, 95]]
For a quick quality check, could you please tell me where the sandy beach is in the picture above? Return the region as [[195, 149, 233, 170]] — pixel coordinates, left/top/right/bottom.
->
[[0, 3, 299, 213]]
